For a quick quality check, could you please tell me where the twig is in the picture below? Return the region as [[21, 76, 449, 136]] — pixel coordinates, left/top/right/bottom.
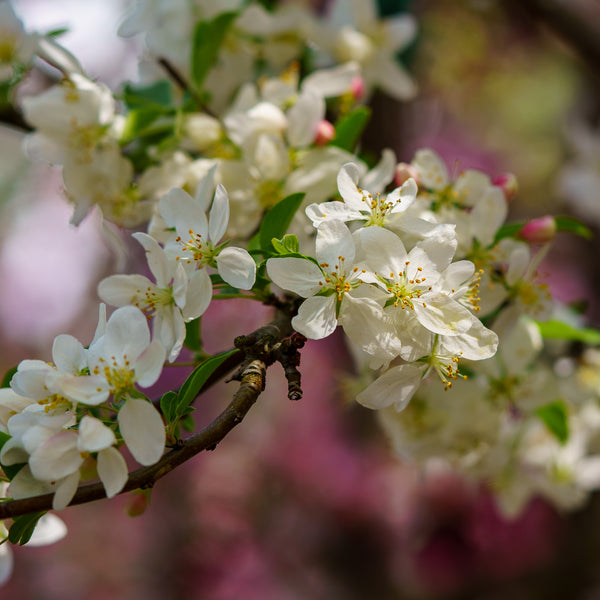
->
[[503, 0, 600, 75]]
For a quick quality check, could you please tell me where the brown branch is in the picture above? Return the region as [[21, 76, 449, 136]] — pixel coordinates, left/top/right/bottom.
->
[[503, 0, 600, 75], [0, 304, 299, 520]]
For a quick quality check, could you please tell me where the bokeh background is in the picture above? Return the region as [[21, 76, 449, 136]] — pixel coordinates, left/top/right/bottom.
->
[[2, 0, 600, 598]]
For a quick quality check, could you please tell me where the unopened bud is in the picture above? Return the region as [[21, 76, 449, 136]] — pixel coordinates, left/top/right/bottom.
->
[[395, 162, 420, 187], [350, 75, 365, 101], [315, 119, 335, 146], [519, 216, 556, 243], [493, 172, 518, 202], [126, 489, 151, 517]]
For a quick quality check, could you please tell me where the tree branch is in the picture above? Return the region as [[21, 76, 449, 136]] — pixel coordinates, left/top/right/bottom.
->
[[503, 0, 600, 75], [0, 304, 299, 520]]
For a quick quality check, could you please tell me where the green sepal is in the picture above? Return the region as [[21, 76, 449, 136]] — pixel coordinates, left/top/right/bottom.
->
[[191, 12, 238, 92], [330, 107, 371, 151], [536, 401, 569, 445], [8, 512, 47, 546], [258, 193, 305, 252]]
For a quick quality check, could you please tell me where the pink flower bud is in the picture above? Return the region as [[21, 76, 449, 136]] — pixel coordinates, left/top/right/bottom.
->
[[519, 216, 556, 243], [315, 119, 335, 146], [395, 162, 420, 187], [493, 173, 518, 202], [350, 75, 365, 100], [126, 490, 151, 517]]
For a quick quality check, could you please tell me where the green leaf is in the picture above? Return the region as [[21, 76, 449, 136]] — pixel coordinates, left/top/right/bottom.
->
[[8, 512, 47, 545], [271, 234, 300, 255], [122, 80, 174, 110], [536, 319, 600, 345], [159, 391, 179, 424], [121, 108, 174, 143], [1, 366, 17, 389], [555, 216, 592, 240], [536, 401, 569, 445], [184, 318, 203, 352], [178, 349, 240, 410], [493, 221, 524, 244], [258, 193, 305, 252], [0, 430, 25, 481], [330, 107, 371, 151], [191, 12, 238, 92]]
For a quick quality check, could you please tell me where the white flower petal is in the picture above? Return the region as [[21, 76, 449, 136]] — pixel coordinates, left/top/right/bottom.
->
[[134, 340, 166, 388], [52, 471, 80, 511], [316, 219, 356, 266], [216, 247, 256, 290], [292, 295, 338, 339], [356, 363, 426, 411], [77, 416, 116, 452], [267, 257, 323, 297], [337, 163, 364, 210], [209, 184, 230, 244], [132, 232, 173, 287], [27, 513, 68, 547], [52, 334, 86, 374], [97, 446, 128, 498], [118, 398, 165, 466], [30, 431, 83, 481], [182, 268, 213, 320]]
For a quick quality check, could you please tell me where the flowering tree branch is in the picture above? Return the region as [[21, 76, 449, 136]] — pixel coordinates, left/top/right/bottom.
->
[[0, 306, 300, 520]]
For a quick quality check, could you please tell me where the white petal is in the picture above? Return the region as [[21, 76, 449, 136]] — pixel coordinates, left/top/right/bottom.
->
[[30, 431, 83, 481], [413, 294, 475, 336], [182, 268, 212, 320], [104, 306, 151, 361], [58, 374, 109, 406], [118, 398, 165, 466], [134, 340, 166, 388], [27, 513, 68, 547], [412, 148, 448, 190], [287, 89, 325, 148], [97, 446, 128, 498], [52, 334, 86, 373], [216, 247, 256, 290], [359, 226, 407, 274], [208, 184, 230, 244], [77, 416, 116, 452], [132, 232, 173, 287], [267, 257, 323, 297], [305, 200, 361, 226], [360, 148, 396, 193], [356, 363, 426, 411], [52, 471, 80, 511], [337, 163, 364, 210], [97, 276, 158, 313], [292, 295, 338, 339], [0, 544, 13, 586], [316, 220, 355, 266]]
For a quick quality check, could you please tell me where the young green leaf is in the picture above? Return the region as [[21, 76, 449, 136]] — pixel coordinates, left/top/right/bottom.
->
[[258, 193, 305, 252], [536, 401, 569, 445], [122, 80, 174, 110], [271, 234, 300, 255], [184, 318, 203, 352], [1, 366, 17, 389], [330, 107, 371, 151], [536, 319, 600, 345], [554, 216, 592, 240], [177, 349, 240, 410], [191, 12, 238, 92], [8, 512, 47, 546]]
